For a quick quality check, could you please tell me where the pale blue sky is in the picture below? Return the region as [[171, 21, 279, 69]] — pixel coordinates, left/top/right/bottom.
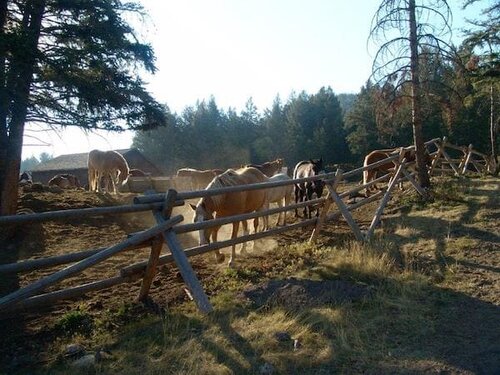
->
[[23, 0, 486, 159]]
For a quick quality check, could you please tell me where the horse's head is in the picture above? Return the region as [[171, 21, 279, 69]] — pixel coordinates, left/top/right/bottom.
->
[[190, 201, 214, 246], [275, 158, 284, 170], [309, 157, 323, 174]]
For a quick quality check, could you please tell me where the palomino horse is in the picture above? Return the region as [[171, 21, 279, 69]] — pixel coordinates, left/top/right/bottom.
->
[[190, 167, 268, 267], [88, 150, 130, 194], [48, 173, 81, 189], [246, 158, 284, 177], [261, 173, 293, 230], [293, 158, 325, 219], [176, 168, 224, 190]]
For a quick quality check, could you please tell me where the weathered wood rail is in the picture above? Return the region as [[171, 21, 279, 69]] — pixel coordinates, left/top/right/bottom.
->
[[0, 138, 494, 315]]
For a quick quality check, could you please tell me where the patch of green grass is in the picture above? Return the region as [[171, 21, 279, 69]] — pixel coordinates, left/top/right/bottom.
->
[[54, 308, 93, 337]]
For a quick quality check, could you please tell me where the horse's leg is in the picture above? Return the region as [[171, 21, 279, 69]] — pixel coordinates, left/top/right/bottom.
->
[[240, 220, 250, 254], [303, 185, 310, 218], [88, 166, 94, 191], [211, 226, 225, 263], [96, 170, 102, 193], [294, 186, 300, 217], [228, 221, 240, 268], [275, 199, 283, 226], [262, 201, 270, 231], [306, 187, 314, 219]]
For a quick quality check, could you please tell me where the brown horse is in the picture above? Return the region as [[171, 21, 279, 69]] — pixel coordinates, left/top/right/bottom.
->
[[190, 167, 268, 267], [176, 168, 224, 190], [245, 158, 284, 177], [363, 147, 430, 196], [88, 150, 130, 194]]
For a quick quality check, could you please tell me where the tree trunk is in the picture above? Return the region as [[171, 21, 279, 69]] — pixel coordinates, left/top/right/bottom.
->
[[0, 0, 46, 216], [408, 0, 431, 189], [490, 84, 498, 174]]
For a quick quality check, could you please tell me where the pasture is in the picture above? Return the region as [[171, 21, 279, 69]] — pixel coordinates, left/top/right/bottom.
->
[[0, 176, 499, 374]]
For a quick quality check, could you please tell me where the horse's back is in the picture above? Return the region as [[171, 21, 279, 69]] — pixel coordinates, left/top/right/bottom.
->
[[207, 167, 268, 215], [266, 173, 293, 203]]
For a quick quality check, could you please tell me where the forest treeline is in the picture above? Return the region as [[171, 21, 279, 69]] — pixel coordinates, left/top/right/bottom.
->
[[132, 52, 498, 174]]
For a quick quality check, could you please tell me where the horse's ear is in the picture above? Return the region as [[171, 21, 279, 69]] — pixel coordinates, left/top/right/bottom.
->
[[189, 203, 197, 211]]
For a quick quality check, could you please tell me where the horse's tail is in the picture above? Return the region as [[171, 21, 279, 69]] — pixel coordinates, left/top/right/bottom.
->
[[120, 165, 130, 186]]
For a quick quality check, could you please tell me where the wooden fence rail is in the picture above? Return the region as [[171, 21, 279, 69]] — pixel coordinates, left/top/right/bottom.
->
[[0, 137, 494, 314]]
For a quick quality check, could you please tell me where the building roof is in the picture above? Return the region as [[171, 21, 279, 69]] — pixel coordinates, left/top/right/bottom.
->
[[31, 149, 131, 172]]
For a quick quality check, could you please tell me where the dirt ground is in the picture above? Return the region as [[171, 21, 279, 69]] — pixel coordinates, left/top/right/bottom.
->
[[0, 178, 498, 373]]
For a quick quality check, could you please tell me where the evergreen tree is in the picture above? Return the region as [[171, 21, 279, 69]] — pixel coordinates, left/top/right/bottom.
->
[[0, 0, 166, 215]]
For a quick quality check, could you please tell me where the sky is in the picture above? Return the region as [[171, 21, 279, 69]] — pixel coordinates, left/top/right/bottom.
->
[[22, 0, 486, 159]]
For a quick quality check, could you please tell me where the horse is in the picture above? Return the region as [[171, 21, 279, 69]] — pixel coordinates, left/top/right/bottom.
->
[[293, 158, 325, 219], [48, 173, 80, 189], [19, 171, 33, 187], [176, 168, 225, 190], [245, 158, 284, 177], [261, 173, 294, 230], [87, 150, 130, 194], [362, 147, 430, 196], [190, 167, 268, 267]]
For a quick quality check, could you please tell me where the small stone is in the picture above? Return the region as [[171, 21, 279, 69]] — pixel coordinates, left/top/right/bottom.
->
[[274, 331, 291, 342], [63, 343, 85, 359], [259, 362, 274, 375], [71, 354, 96, 368]]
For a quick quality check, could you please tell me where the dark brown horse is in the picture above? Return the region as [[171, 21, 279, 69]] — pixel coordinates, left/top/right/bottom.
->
[[245, 158, 284, 177]]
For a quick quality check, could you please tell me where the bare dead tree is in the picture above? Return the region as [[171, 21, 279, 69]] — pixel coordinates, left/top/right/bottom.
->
[[370, 0, 455, 189]]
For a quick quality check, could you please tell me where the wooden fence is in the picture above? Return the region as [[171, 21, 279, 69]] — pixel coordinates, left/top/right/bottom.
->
[[0, 138, 494, 315]]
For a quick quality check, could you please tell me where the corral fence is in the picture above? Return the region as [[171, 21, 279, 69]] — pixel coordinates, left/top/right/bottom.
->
[[0, 137, 495, 315]]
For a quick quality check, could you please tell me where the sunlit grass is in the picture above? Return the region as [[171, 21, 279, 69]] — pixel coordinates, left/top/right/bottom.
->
[[39, 177, 498, 374]]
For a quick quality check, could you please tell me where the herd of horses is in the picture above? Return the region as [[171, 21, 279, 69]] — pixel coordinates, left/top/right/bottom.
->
[[189, 159, 323, 266], [18, 146, 429, 266]]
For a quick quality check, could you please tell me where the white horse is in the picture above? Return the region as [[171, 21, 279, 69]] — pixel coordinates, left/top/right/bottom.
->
[[261, 173, 294, 230], [87, 150, 130, 194]]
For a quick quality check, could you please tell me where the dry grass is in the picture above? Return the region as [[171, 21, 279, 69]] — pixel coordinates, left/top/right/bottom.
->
[[6, 177, 500, 374]]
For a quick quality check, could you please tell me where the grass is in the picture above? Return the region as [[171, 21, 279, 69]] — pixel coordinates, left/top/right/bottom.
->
[[10, 176, 500, 374]]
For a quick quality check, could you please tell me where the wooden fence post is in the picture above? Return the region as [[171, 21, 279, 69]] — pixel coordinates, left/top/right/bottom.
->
[[428, 138, 443, 176], [328, 172, 365, 242], [441, 137, 461, 176], [150, 190, 213, 314], [365, 159, 406, 241], [309, 170, 342, 243], [137, 235, 163, 302], [461, 144, 474, 175]]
